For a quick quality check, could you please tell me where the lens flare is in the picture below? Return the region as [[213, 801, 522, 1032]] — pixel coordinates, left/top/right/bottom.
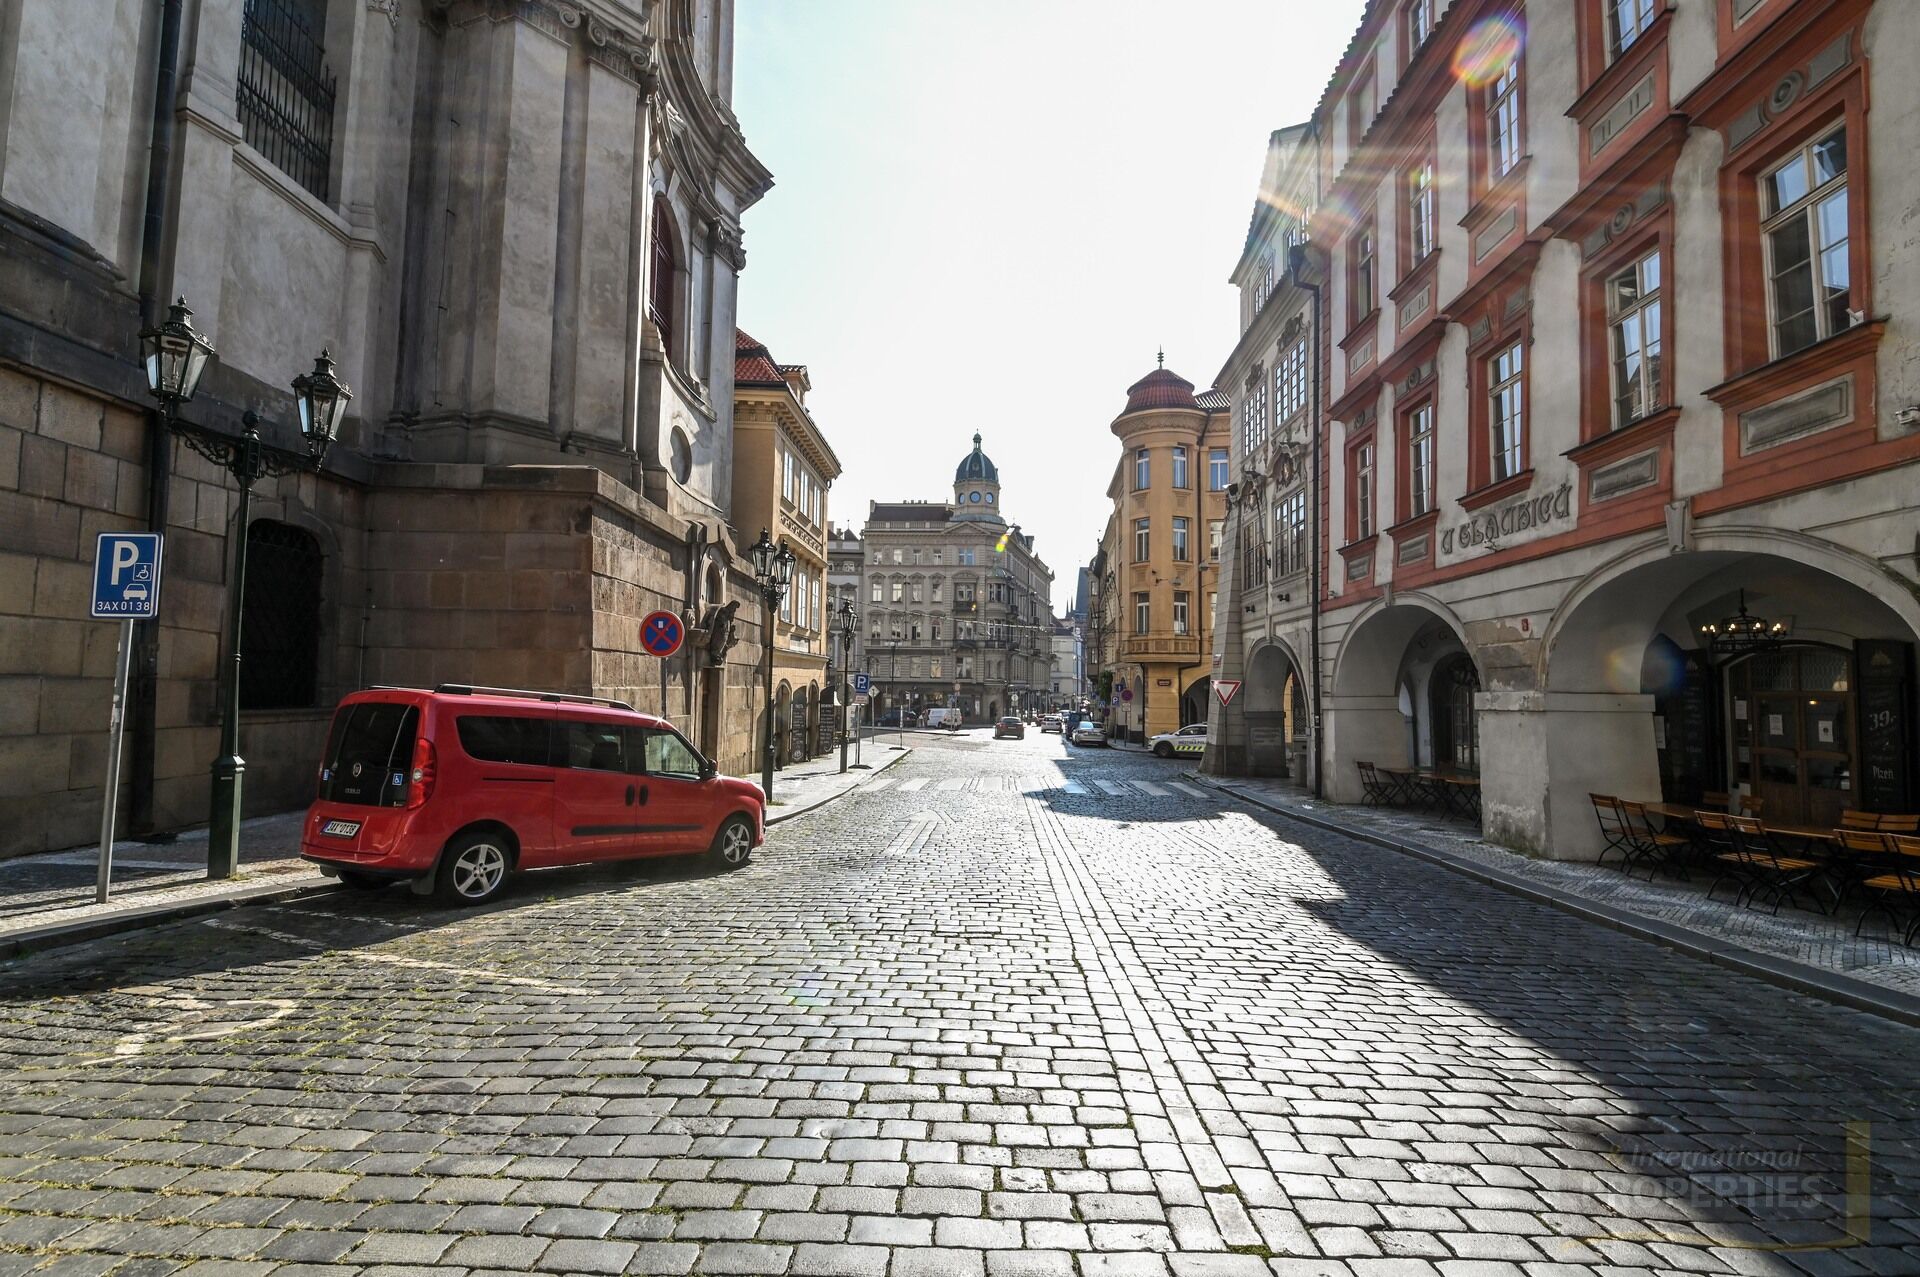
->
[[995, 531, 1011, 554], [1452, 13, 1525, 89]]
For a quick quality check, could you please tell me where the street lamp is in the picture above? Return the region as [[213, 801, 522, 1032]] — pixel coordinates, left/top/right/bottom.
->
[[834, 601, 857, 774], [140, 300, 347, 879], [749, 529, 795, 800]]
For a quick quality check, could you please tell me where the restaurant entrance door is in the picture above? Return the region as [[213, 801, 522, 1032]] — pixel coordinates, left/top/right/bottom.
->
[[1726, 646, 1855, 828]]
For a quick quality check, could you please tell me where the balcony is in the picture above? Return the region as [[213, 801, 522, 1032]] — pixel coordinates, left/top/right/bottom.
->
[[1119, 632, 1202, 661]]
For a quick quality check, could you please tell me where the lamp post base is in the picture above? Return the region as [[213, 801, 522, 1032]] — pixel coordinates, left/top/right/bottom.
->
[[207, 755, 244, 880]]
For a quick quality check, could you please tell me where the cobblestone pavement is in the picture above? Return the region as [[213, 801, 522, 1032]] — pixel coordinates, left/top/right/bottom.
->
[[1205, 780, 1920, 1000], [1, 734, 1917, 1277]]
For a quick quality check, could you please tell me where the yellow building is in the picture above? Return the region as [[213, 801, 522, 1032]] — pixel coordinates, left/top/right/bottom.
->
[[731, 332, 842, 765], [1102, 361, 1230, 741]]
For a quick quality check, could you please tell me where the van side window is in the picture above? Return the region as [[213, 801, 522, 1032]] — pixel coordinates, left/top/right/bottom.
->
[[456, 715, 556, 766], [639, 728, 703, 779], [564, 721, 634, 773]]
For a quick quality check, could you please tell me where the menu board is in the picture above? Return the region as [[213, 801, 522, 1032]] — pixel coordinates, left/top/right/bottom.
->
[[1857, 639, 1913, 813], [1656, 650, 1717, 804]]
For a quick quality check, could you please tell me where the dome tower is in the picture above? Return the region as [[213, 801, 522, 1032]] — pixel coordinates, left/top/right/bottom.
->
[[952, 432, 1003, 521]]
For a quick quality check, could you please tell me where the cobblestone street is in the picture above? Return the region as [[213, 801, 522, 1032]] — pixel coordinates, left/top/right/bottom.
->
[[1, 732, 1917, 1277]]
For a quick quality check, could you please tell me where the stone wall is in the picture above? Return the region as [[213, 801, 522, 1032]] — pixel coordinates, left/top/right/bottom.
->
[[0, 368, 368, 855]]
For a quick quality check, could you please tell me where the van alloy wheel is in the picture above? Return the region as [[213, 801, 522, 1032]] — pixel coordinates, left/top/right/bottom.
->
[[436, 834, 510, 905], [712, 816, 754, 868]]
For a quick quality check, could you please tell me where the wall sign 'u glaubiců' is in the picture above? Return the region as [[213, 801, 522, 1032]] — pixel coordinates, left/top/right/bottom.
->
[[1441, 482, 1573, 556]]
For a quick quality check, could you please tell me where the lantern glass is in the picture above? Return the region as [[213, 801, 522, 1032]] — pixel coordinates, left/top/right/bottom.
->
[[748, 530, 776, 581], [292, 348, 352, 453], [139, 297, 216, 404], [773, 543, 796, 588]]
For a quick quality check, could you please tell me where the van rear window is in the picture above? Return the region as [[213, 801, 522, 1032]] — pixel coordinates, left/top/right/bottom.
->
[[456, 715, 557, 766], [318, 703, 418, 806]]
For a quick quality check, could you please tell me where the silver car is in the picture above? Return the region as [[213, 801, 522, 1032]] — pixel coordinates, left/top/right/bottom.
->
[[1069, 720, 1106, 746]]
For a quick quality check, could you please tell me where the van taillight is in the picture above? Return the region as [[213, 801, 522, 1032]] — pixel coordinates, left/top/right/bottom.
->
[[406, 737, 436, 809]]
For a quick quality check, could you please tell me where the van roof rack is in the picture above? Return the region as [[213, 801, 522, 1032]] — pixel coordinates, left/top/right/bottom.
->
[[433, 683, 636, 712]]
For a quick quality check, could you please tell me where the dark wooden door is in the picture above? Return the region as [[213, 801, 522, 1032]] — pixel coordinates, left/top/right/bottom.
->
[[1732, 648, 1855, 827]]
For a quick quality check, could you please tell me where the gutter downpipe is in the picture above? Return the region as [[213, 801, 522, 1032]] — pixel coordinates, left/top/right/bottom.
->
[[1288, 241, 1325, 801], [129, 0, 190, 838]]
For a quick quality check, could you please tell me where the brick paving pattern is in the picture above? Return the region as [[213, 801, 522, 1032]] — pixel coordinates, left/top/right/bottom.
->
[[0, 733, 1915, 1276], [1208, 778, 1920, 999]]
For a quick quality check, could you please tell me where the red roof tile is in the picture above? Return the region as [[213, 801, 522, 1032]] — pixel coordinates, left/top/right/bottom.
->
[[1122, 367, 1199, 414], [734, 329, 785, 386]]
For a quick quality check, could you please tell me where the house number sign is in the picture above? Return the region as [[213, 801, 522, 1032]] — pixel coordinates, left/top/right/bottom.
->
[[1441, 482, 1573, 555]]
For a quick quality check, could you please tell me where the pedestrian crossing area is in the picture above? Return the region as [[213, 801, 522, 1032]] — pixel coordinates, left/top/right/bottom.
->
[[855, 774, 1212, 800]]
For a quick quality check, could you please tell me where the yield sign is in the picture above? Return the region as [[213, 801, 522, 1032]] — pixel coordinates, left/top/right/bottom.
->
[[1214, 679, 1243, 707]]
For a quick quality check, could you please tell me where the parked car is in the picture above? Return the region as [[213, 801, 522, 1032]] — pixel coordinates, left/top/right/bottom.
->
[[1070, 719, 1107, 746], [1040, 714, 1064, 733], [875, 709, 918, 728], [301, 684, 765, 906], [993, 716, 1026, 740], [1151, 723, 1209, 758]]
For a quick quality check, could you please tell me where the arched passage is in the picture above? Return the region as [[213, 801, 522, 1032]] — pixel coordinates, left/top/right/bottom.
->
[[1243, 643, 1302, 778], [1326, 598, 1478, 802], [1546, 544, 1920, 838], [1180, 676, 1212, 729]]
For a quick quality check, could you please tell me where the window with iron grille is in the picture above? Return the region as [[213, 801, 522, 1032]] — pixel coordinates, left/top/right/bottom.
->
[[237, 0, 338, 202], [240, 520, 323, 710]]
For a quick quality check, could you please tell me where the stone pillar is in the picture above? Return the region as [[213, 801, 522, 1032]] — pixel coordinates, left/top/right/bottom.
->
[[1529, 691, 1661, 860], [1323, 694, 1407, 802]]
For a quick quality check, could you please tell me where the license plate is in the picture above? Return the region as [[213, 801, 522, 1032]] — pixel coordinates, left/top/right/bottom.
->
[[321, 819, 361, 838]]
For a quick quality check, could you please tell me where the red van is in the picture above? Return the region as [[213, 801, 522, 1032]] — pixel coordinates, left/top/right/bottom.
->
[[301, 685, 765, 905]]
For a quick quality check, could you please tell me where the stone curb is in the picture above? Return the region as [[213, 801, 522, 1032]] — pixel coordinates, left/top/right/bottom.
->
[[765, 747, 911, 827], [2, 749, 914, 963], [1196, 775, 1920, 1031], [0, 877, 339, 963]]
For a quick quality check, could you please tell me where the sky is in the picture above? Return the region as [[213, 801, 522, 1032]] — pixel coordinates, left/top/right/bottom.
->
[[732, 0, 1366, 607]]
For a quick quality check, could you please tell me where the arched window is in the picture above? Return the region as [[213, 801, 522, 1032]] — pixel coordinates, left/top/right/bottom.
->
[[240, 520, 323, 710], [649, 196, 678, 361]]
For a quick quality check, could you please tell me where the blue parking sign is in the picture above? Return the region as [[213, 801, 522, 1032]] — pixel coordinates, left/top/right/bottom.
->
[[91, 533, 163, 619], [853, 672, 872, 695]]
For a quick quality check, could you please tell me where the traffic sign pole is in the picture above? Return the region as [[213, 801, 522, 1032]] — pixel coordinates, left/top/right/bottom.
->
[[95, 620, 134, 903], [91, 532, 165, 902]]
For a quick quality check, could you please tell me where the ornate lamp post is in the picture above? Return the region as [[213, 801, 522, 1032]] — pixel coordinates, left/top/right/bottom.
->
[[834, 600, 857, 774], [141, 300, 348, 879], [749, 530, 796, 800]]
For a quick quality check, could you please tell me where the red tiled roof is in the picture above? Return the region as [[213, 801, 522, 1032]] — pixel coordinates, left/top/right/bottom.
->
[[734, 329, 785, 386], [1122, 367, 1199, 414]]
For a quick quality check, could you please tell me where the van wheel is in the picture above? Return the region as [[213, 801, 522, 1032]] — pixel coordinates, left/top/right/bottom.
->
[[435, 832, 512, 906], [709, 815, 754, 869], [337, 870, 388, 891]]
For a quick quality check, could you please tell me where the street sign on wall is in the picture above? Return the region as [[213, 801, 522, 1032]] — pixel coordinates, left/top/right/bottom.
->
[[640, 610, 685, 658], [1214, 679, 1243, 706], [91, 533, 163, 619]]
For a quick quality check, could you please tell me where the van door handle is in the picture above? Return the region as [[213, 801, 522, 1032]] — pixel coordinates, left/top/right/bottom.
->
[[637, 785, 649, 806], [625, 784, 636, 805]]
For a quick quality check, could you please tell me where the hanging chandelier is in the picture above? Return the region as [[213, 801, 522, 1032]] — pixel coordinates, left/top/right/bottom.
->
[[1699, 590, 1788, 653]]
